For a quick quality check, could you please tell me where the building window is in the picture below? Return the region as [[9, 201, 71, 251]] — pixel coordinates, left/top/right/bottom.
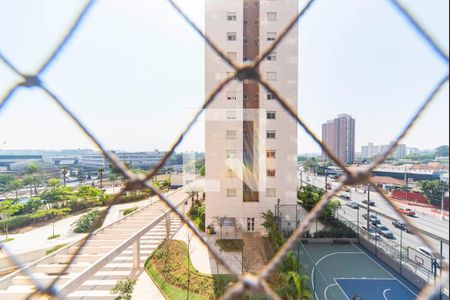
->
[[267, 131, 276, 139], [267, 111, 276, 120], [227, 189, 237, 197], [266, 188, 277, 197], [226, 130, 237, 139], [267, 52, 277, 61], [227, 12, 237, 21], [267, 150, 276, 158], [247, 218, 255, 232], [267, 72, 277, 81], [267, 12, 277, 21], [267, 32, 277, 41], [227, 91, 237, 100], [267, 92, 275, 100], [227, 32, 237, 41], [267, 170, 276, 177]]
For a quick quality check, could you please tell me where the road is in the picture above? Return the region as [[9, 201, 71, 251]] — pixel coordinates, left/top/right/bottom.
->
[[301, 174, 449, 261]]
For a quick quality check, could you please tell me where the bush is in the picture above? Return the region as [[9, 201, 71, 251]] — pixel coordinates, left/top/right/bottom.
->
[[72, 209, 102, 233], [216, 239, 243, 252], [187, 203, 205, 232], [111, 278, 137, 300], [123, 208, 138, 216], [105, 191, 154, 205], [0, 214, 34, 232]]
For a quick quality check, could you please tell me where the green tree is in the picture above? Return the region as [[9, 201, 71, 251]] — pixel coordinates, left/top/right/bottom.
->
[[111, 278, 137, 300], [34, 208, 70, 238], [419, 180, 446, 206], [301, 158, 320, 174], [435, 145, 449, 157], [0, 200, 24, 240], [0, 174, 14, 194], [6, 179, 23, 199], [48, 178, 61, 188], [286, 272, 312, 300], [40, 186, 76, 208], [97, 168, 105, 189]]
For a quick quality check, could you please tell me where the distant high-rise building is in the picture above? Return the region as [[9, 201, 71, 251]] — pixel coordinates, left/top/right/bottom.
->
[[205, 0, 298, 233], [322, 114, 356, 164], [361, 142, 407, 160]]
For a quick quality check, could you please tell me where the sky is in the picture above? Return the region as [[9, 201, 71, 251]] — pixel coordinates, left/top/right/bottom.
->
[[0, 0, 448, 154]]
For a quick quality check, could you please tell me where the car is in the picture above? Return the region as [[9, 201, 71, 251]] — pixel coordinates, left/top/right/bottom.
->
[[399, 208, 416, 217], [392, 220, 412, 233], [417, 247, 441, 269], [375, 224, 394, 239], [362, 200, 376, 206], [362, 214, 381, 224], [346, 201, 359, 209], [341, 194, 351, 201], [361, 225, 381, 240]]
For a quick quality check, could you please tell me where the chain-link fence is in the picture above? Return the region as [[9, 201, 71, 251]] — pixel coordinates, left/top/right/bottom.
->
[[0, 0, 448, 299]]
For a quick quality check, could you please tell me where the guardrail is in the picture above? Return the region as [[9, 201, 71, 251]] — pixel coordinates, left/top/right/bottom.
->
[[303, 181, 449, 245]]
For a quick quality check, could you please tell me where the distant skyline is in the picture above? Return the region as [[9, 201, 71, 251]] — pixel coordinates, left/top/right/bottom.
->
[[0, 0, 448, 154]]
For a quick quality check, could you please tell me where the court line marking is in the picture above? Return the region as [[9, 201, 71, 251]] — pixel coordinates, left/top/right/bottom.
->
[[350, 243, 420, 298], [333, 279, 350, 300], [334, 277, 397, 281], [324, 283, 339, 300], [311, 252, 363, 300], [383, 288, 392, 300]]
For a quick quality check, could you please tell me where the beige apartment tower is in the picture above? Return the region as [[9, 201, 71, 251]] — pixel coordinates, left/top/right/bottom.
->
[[205, 0, 298, 233]]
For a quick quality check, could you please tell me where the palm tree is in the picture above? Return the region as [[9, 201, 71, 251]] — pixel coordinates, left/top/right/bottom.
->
[[61, 167, 68, 187], [97, 168, 104, 189]]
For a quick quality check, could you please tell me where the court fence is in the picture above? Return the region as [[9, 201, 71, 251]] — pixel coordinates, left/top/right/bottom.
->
[[276, 203, 448, 299], [0, 0, 448, 299]]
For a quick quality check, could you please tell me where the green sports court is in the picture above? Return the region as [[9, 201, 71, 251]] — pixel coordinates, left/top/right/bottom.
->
[[298, 242, 420, 300]]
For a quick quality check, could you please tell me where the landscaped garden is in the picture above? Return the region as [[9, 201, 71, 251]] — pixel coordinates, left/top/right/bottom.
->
[[145, 240, 235, 300]]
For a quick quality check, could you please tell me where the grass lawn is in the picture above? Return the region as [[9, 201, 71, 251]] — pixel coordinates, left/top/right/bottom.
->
[[216, 239, 243, 252], [46, 243, 68, 255], [145, 240, 235, 300], [1, 238, 14, 243], [47, 234, 61, 240]]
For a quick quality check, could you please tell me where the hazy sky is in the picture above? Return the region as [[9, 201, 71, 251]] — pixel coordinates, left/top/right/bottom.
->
[[0, 0, 448, 154]]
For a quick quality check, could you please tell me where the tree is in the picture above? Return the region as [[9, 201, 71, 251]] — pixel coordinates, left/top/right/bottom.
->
[[97, 168, 105, 189], [286, 272, 312, 300], [111, 278, 137, 300], [0, 174, 14, 194], [301, 158, 320, 174], [6, 179, 23, 199], [435, 145, 449, 157], [48, 178, 61, 188], [419, 180, 447, 206], [40, 186, 76, 209], [0, 200, 23, 240], [61, 167, 69, 187], [33, 208, 70, 237]]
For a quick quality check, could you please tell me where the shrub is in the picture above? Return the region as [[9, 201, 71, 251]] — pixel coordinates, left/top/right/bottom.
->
[[187, 203, 205, 231], [111, 278, 137, 300], [123, 208, 138, 216], [216, 239, 243, 252], [0, 214, 34, 232], [72, 209, 102, 233]]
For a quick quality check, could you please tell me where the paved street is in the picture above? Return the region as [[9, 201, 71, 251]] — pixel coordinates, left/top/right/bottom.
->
[[302, 174, 449, 261]]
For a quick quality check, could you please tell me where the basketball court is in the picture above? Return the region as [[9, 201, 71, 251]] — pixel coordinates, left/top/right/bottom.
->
[[298, 242, 420, 300]]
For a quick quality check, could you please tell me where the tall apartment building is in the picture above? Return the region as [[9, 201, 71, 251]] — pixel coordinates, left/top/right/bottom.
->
[[361, 142, 407, 160], [205, 0, 298, 233], [322, 114, 356, 164]]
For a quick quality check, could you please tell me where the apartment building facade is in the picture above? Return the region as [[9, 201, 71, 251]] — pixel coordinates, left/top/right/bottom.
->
[[322, 114, 356, 164], [205, 0, 298, 233]]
